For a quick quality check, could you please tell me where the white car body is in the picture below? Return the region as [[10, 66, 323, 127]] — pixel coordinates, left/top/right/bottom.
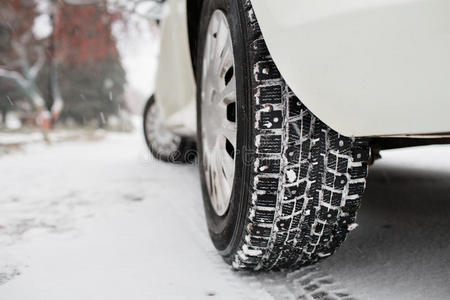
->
[[155, 0, 450, 138]]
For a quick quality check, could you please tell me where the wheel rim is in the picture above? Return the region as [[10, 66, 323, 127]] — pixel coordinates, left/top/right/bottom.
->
[[145, 101, 181, 157], [201, 10, 237, 217]]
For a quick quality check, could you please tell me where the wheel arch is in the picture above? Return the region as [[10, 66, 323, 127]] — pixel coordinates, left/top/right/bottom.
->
[[186, 0, 204, 74]]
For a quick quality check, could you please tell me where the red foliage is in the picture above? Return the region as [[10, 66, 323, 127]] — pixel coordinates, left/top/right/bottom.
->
[[54, 3, 119, 65], [0, 0, 37, 38]]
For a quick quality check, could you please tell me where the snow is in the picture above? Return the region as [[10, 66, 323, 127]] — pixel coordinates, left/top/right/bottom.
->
[[286, 169, 297, 183], [0, 128, 449, 299], [33, 14, 52, 40], [0, 130, 103, 147], [0, 132, 44, 145], [113, 11, 160, 101], [33, 0, 52, 40], [347, 223, 359, 231]]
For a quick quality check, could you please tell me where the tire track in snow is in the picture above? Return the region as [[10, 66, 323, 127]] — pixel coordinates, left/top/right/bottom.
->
[[173, 167, 359, 300], [238, 265, 357, 300], [163, 166, 272, 300], [0, 264, 21, 286]]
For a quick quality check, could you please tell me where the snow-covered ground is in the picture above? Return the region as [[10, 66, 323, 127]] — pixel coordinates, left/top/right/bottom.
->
[[0, 128, 449, 300], [0, 130, 103, 146]]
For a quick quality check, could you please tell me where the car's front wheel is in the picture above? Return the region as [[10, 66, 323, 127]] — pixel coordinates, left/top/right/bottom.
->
[[196, 0, 370, 270]]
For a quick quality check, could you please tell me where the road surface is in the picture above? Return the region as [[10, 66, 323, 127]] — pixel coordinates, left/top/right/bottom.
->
[[0, 129, 449, 300]]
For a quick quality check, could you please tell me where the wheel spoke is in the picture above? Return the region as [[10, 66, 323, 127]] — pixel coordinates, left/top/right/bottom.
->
[[218, 77, 236, 105], [217, 36, 233, 76], [221, 149, 235, 187], [221, 121, 237, 147]]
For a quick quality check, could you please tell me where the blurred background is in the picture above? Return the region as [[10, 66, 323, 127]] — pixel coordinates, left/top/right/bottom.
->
[[0, 0, 161, 148]]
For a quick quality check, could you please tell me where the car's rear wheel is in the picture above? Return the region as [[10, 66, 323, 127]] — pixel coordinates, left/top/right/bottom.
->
[[143, 96, 196, 163], [196, 0, 370, 270]]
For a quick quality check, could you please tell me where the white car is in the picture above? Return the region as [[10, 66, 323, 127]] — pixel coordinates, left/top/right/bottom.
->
[[143, 0, 450, 270]]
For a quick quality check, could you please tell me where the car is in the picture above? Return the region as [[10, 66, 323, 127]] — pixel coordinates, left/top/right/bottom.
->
[[143, 0, 450, 270]]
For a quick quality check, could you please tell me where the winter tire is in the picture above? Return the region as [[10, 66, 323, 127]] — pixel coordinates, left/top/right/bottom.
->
[[196, 0, 370, 270], [143, 96, 196, 163]]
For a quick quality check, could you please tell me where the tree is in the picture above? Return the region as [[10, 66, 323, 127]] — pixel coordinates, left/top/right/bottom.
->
[[54, 2, 126, 126], [0, 0, 45, 124], [0, 0, 65, 135], [0, 0, 160, 130]]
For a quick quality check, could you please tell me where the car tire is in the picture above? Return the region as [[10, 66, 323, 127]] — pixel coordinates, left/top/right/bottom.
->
[[143, 96, 196, 163], [196, 0, 371, 270]]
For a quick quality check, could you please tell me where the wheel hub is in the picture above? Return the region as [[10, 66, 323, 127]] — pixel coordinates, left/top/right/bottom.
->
[[201, 10, 237, 217]]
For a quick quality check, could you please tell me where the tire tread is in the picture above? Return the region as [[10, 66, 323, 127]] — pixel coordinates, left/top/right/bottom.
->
[[231, 1, 370, 270]]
